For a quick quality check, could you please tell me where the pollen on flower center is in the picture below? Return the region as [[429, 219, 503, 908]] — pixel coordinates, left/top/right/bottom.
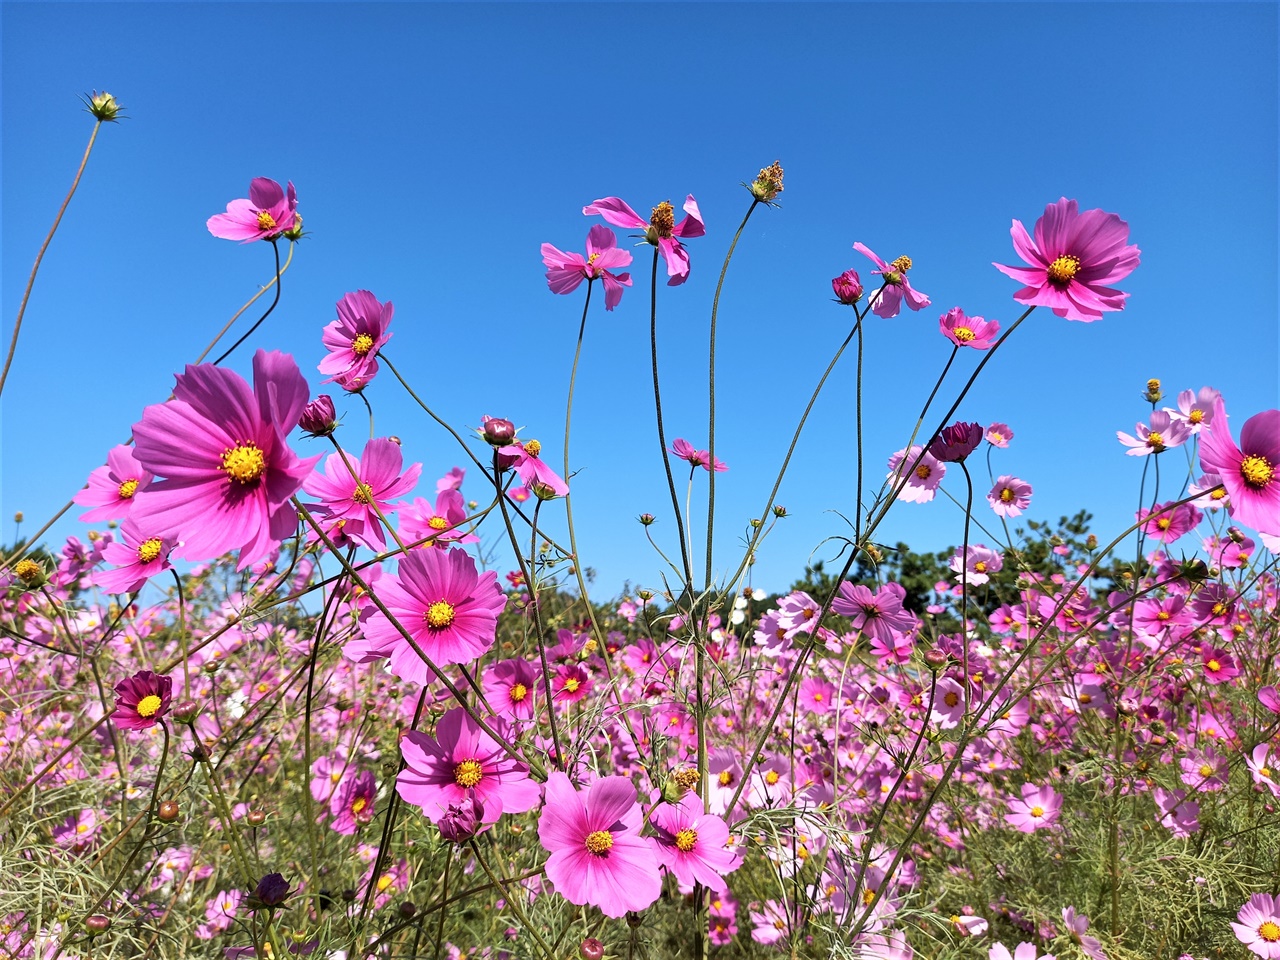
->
[[943, 691, 960, 708], [1189, 409, 1204, 424], [1029, 805, 1045, 818], [118, 478, 139, 499], [1199, 764, 1213, 777], [222, 444, 266, 484], [764, 770, 781, 785], [509, 682, 528, 702], [137, 538, 163, 564], [351, 333, 375, 356], [427, 516, 450, 531], [675, 828, 698, 852], [718, 770, 734, 786], [914, 464, 932, 480], [1046, 254, 1081, 286], [1240, 454, 1274, 488], [351, 797, 367, 814], [425, 601, 455, 630], [890, 255, 913, 273], [650, 201, 675, 238], [953, 326, 975, 341], [563, 677, 580, 693], [974, 561, 987, 573], [1146, 432, 1165, 450], [1000, 488, 1015, 503], [1207, 659, 1222, 672], [453, 759, 484, 788], [1157, 518, 1172, 530], [524, 439, 542, 457], [1261, 921, 1280, 943], [376, 874, 394, 893], [352, 483, 374, 504], [136, 694, 163, 718], [256, 211, 278, 232], [584, 830, 614, 856]]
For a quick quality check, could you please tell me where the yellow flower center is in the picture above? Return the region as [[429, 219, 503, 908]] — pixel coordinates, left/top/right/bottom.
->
[[428, 516, 449, 530], [1156, 611, 1171, 621], [76, 821, 90, 834], [509, 682, 528, 703], [563, 677, 580, 693], [890, 255, 913, 272], [1241, 454, 1274, 489], [1046, 254, 1081, 286], [136, 694, 163, 718], [118, 478, 139, 499], [1199, 764, 1213, 777], [914, 463, 932, 480], [1261, 767, 1273, 779], [1211, 488, 1226, 500], [649, 201, 675, 238], [1189, 409, 1204, 424], [1212, 602, 1226, 616], [523, 439, 542, 457], [586, 252, 601, 266], [1156, 517, 1172, 530], [1029, 805, 1045, 818], [137, 538, 163, 564], [953, 326, 975, 342], [351, 797, 367, 814], [765, 770, 780, 785], [1000, 488, 1015, 503], [454, 759, 483, 788], [330, 770, 343, 783], [1261, 921, 1280, 943], [974, 561, 987, 573], [675, 828, 698, 852], [256, 211, 278, 231], [862, 888, 877, 906], [376, 874, 395, 893], [812, 692, 824, 702], [1146, 431, 1165, 451], [352, 483, 374, 505], [425, 601, 455, 629], [222, 444, 266, 484], [585, 830, 614, 856], [1207, 659, 1222, 672], [718, 770, 733, 786], [351, 333, 375, 357]]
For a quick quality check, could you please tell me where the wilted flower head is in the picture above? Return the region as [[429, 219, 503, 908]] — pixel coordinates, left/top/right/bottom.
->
[[83, 90, 123, 122], [749, 160, 784, 203], [929, 421, 984, 462]]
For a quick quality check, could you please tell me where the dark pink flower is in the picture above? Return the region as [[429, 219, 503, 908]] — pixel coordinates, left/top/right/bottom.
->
[[74, 445, 153, 522], [496, 439, 569, 498], [649, 794, 740, 888], [399, 489, 477, 548], [1199, 399, 1280, 536], [96, 519, 176, 594], [1201, 647, 1240, 685], [994, 197, 1140, 322], [671, 438, 728, 473], [329, 770, 377, 835], [853, 243, 931, 319], [303, 438, 421, 552], [318, 291, 394, 392], [929, 421, 983, 463], [831, 270, 863, 305], [938, 307, 1000, 349], [207, 178, 298, 243], [536, 772, 661, 918], [584, 195, 704, 286], [542, 225, 634, 310], [482, 658, 540, 720], [111, 670, 172, 731]]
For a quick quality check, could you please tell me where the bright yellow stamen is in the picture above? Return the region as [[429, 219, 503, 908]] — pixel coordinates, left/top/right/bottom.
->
[[331, 770, 343, 783], [1146, 431, 1165, 450], [118, 478, 139, 499], [1261, 767, 1273, 779], [1189, 409, 1204, 424], [428, 516, 449, 530], [523, 439, 542, 458], [943, 691, 960, 708], [890, 255, 913, 272], [1241, 455, 1274, 488], [1207, 659, 1222, 672], [136, 694, 163, 718], [914, 464, 932, 480], [425, 601, 455, 629], [1212, 602, 1227, 616], [585, 830, 614, 855], [1156, 518, 1172, 530], [454, 759, 483, 788], [718, 770, 733, 786], [1156, 611, 1171, 621], [351, 333, 375, 357], [563, 677, 580, 693], [1199, 764, 1213, 777], [76, 822, 90, 834], [351, 797, 367, 814], [137, 538, 163, 564], [1260, 921, 1280, 943], [376, 874, 394, 892], [509, 682, 528, 703], [256, 211, 278, 231], [1046, 254, 1081, 286], [765, 770, 780, 785], [974, 561, 987, 573], [1029, 805, 1045, 818], [861, 888, 877, 906], [352, 483, 374, 504], [953, 326, 975, 342], [1000, 488, 1015, 503], [222, 444, 266, 484], [675, 828, 698, 852]]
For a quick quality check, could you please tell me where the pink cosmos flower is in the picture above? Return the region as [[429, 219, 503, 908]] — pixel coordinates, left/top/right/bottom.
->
[[929, 677, 966, 729], [111, 670, 172, 731], [96, 519, 176, 594], [1167, 386, 1221, 433], [1201, 647, 1240, 685], [1233, 893, 1280, 959], [542, 225, 634, 310], [988, 476, 1032, 518], [207, 177, 298, 243], [397, 707, 540, 824], [1061, 907, 1105, 960], [482, 658, 541, 720], [648, 794, 740, 889], [1137, 500, 1203, 544], [831, 269, 864, 305], [1004, 783, 1061, 832], [1117, 410, 1190, 456], [950, 544, 1003, 586], [853, 243, 931, 319], [993, 197, 1140, 322], [930, 421, 984, 463], [1180, 750, 1228, 793], [318, 290, 394, 392], [989, 943, 1057, 960], [1199, 399, 1280, 536], [130, 350, 319, 570], [303, 438, 421, 552], [671, 438, 728, 473], [939, 307, 1000, 349], [400, 489, 477, 548], [553, 663, 593, 703], [1247, 744, 1280, 798], [329, 769, 377, 835], [74, 445, 153, 522], [833, 581, 917, 648], [584, 195, 704, 286], [351, 546, 506, 683], [886, 446, 945, 503], [986, 423, 1014, 448], [1154, 786, 1200, 837], [536, 772, 662, 918], [496, 440, 569, 498]]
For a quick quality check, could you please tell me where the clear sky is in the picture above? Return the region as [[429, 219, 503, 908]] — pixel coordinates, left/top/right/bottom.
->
[[3, 2, 1277, 599]]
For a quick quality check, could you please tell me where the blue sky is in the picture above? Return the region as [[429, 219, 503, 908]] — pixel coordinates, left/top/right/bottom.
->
[[3, 2, 1277, 599]]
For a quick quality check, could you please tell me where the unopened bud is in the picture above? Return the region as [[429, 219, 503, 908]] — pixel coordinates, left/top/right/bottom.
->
[[1085, 534, 1098, 550], [84, 91, 122, 122], [831, 270, 864, 305], [923, 649, 949, 671], [1228, 526, 1246, 544], [638, 513, 656, 526], [637, 589, 653, 602], [171, 700, 200, 724], [84, 915, 112, 934], [12, 512, 23, 524], [298, 395, 337, 437], [398, 901, 417, 919], [282, 213, 305, 242], [387, 435, 402, 445], [246, 810, 267, 826], [580, 938, 606, 960], [157, 800, 181, 822], [481, 416, 517, 446], [772, 505, 788, 518], [750, 518, 763, 529]]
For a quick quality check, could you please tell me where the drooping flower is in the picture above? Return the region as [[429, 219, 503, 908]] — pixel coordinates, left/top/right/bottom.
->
[[318, 290, 394, 392], [988, 476, 1032, 518], [1117, 410, 1190, 456], [95, 519, 176, 595], [648, 793, 740, 889], [111, 670, 172, 731], [993, 197, 1140, 322], [536, 772, 662, 918], [542, 225, 634, 310], [1004, 783, 1061, 832], [886, 446, 945, 503], [329, 770, 377, 835], [351, 546, 506, 683], [207, 178, 299, 243], [397, 707, 540, 825], [302, 438, 421, 552], [1061, 907, 1105, 960], [1199, 399, 1280, 536], [854, 243, 931, 319], [929, 421, 984, 462], [74, 445, 153, 522], [130, 350, 319, 570], [1232, 893, 1280, 959], [939, 307, 1000, 349], [584, 195, 705, 286]]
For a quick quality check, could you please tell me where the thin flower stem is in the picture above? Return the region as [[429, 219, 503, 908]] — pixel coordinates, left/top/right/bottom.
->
[[212, 239, 283, 365], [194, 241, 295, 363], [0, 118, 104, 401], [959, 460, 974, 713], [171, 570, 190, 699], [854, 308, 866, 540], [432, 848, 452, 960], [468, 839, 558, 960]]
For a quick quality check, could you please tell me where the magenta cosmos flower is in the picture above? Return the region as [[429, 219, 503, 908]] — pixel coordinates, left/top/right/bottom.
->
[[351, 546, 506, 683], [994, 197, 1140, 322], [1233, 893, 1280, 959], [542, 224, 634, 310], [672, 438, 728, 473], [939, 307, 1000, 349], [207, 177, 298, 243], [329, 769, 377, 835], [854, 242, 931, 319], [96, 519, 176, 594], [111, 670, 172, 731], [303, 438, 421, 552], [583, 195, 704, 286], [832, 581, 916, 647], [1117, 410, 1190, 456], [537, 772, 662, 918], [1199, 398, 1280, 536], [318, 290, 394, 392], [74, 444, 153, 522], [397, 707, 540, 824], [130, 350, 320, 571], [649, 793, 740, 889]]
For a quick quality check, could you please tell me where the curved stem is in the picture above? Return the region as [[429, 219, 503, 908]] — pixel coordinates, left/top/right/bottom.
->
[[194, 241, 295, 364], [212, 239, 283, 366]]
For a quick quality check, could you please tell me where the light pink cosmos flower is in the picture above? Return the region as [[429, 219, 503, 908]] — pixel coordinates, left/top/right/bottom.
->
[[96, 519, 176, 595], [989, 942, 1057, 960], [130, 350, 319, 571], [584, 195, 704, 286], [939, 307, 1000, 349], [542, 225, 634, 310], [854, 243, 931, 318], [986, 423, 1014, 448], [1004, 783, 1061, 832], [929, 677, 966, 729], [1154, 786, 1200, 837], [833, 581, 916, 648], [988, 476, 1032, 518], [303, 438, 421, 552], [1166, 386, 1221, 433], [1061, 907, 1105, 960], [351, 546, 506, 682], [1233, 893, 1280, 959], [397, 708, 540, 825], [318, 290, 394, 392], [1246, 744, 1280, 798], [1137, 500, 1202, 544], [207, 177, 298, 243], [329, 769, 377, 835], [649, 793, 740, 889], [1117, 410, 1190, 456], [886, 446, 945, 503], [993, 197, 1140, 322], [950, 544, 1003, 586], [536, 772, 661, 918], [74, 445, 153, 522], [1199, 399, 1280, 536]]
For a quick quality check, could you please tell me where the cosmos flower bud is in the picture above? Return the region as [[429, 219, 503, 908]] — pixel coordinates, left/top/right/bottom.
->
[[437, 797, 484, 844], [282, 213, 305, 242], [481, 416, 517, 446], [923, 649, 949, 671], [637, 589, 653, 602], [84, 915, 112, 934], [929, 421, 984, 463], [250, 873, 291, 909], [298, 395, 337, 437], [398, 901, 417, 919], [772, 505, 788, 518], [1144, 378, 1163, 403], [1085, 534, 1098, 550], [580, 938, 606, 960], [749, 160, 784, 202], [13, 512, 23, 524], [638, 513, 656, 526], [84, 91, 122, 122], [831, 270, 864, 305], [157, 800, 181, 822], [1228, 526, 1247, 543]]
